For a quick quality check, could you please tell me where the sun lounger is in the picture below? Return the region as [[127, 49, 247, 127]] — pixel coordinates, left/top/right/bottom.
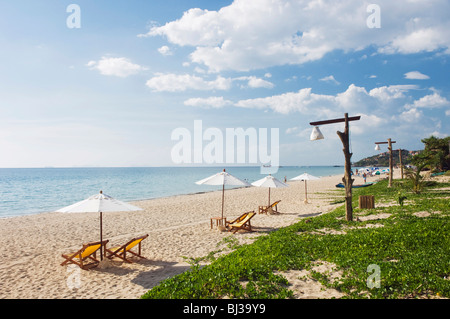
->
[[227, 211, 256, 234], [105, 234, 149, 263], [225, 211, 252, 226], [258, 200, 281, 214], [61, 240, 109, 270]]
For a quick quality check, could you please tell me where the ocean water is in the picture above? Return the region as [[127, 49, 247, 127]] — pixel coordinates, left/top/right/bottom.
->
[[0, 166, 346, 218]]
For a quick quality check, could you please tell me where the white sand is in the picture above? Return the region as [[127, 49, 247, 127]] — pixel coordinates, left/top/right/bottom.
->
[[0, 172, 384, 299]]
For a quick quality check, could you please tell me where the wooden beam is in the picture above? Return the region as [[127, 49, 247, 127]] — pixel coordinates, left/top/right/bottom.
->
[[375, 141, 396, 144], [310, 116, 360, 126]]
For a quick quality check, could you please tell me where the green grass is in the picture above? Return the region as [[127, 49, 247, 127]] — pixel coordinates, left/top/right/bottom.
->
[[141, 179, 450, 299]]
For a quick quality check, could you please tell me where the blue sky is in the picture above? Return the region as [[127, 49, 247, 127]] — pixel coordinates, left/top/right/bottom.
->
[[0, 0, 449, 168]]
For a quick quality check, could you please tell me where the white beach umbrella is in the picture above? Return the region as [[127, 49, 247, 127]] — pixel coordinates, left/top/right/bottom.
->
[[251, 174, 289, 206], [195, 169, 251, 219], [56, 190, 142, 259], [290, 173, 320, 203]]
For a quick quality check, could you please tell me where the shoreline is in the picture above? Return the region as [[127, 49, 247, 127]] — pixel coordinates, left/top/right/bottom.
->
[[0, 170, 349, 220], [0, 172, 385, 299]]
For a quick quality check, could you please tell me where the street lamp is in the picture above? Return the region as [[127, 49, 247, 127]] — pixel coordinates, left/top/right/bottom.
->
[[310, 126, 324, 141], [310, 113, 361, 221], [374, 139, 396, 187]]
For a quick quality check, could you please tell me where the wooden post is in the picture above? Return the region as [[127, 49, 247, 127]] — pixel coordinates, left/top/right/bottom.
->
[[310, 113, 360, 222], [388, 138, 393, 187], [337, 113, 354, 221], [100, 211, 103, 260], [221, 184, 225, 219], [304, 180, 308, 203], [399, 149, 404, 179]]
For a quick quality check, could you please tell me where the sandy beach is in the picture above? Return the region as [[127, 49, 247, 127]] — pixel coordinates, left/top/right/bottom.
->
[[0, 172, 379, 299]]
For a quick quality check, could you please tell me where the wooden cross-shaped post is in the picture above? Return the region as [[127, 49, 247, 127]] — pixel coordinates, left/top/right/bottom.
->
[[375, 139, 396, 187], [310, 113, 361, 221], [398, 149, 404, 179]]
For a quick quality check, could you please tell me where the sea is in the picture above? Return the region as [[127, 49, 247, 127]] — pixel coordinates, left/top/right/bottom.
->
[[0, 166, 347, 218]]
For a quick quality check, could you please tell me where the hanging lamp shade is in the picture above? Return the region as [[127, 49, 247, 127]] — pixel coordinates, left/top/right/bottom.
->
[[374, 144, 381, 151], [310, 126, 324, 141]]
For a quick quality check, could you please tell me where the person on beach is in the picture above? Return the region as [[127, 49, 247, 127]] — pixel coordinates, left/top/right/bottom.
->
[[363, 173, 367, 183]]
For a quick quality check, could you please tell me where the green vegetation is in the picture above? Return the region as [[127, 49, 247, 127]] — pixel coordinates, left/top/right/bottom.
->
[[141, 177, 449, 299], [412, 136, 450, 172], [353, 149, 414, 167], [404, 135, 450, 194], [353, 135, 450, 171]]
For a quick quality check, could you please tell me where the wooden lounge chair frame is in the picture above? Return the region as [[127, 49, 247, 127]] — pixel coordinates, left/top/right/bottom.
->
[[258, 200, 281, 214], [105, 234, 149, 263], [61, 240, 109, 270], [227, 211, 256, 234], [225, 211, 252, 227]]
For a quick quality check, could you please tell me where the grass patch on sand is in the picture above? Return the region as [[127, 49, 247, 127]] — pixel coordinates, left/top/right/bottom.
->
[[141, 179, 449, 299]]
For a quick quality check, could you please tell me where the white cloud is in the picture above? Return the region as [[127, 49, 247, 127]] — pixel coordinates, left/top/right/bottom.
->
[[183, 96, 233, 108], [285, 126, 299, 134], [320, 75, 340, 85], [427, 131, 448, 138], [145, 73, 274, 92], [350, 113, 384, 135], [87, 57, 145, 77], [369, 85, 419, 102], [399, 108, 423, 123], [380, 27, 450, 54], [143, 0, 450, 72], [145, 73, 232, 92], [406, 92, 450, 109], [233, 84, 441, 137], [158, 45, 173, 56], [336, 84, 373, 112], [235, 76, 274, 89], [404, 71, 430, 80], [235, 87, 336, 115]]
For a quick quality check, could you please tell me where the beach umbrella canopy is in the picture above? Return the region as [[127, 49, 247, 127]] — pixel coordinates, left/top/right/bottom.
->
[[290, 173, 320, 203], [56, 190, 142, 259], [251, 174, 288, 206], [195, 169, 251, 219]]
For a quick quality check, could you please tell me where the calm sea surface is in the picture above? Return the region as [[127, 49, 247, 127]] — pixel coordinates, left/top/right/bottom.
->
[[0, 166, 346, 218]]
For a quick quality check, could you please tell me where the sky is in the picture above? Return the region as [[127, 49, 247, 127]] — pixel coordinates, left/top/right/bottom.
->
[[0, 0, 449, 168]]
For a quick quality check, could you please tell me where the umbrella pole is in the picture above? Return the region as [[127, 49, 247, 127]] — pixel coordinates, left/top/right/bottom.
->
[[305, 180, 308, 203], [100, 211, 103, 261], [221, 184, 225, 219], [268, 187, 271, 206]]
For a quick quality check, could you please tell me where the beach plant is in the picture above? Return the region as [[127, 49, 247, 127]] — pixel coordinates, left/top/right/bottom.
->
[[405, 166, 426, 194], [397, 191, 407, 206]]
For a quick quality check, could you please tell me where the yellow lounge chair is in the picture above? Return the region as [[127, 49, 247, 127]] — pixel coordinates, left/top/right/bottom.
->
[[227, 211, 256, 234], [61, 240, 109, 270], [105, 234, 149, 263], [225, 211, 252, 226], [258, 200, 281, 214]]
